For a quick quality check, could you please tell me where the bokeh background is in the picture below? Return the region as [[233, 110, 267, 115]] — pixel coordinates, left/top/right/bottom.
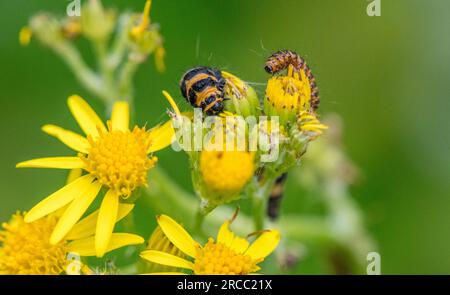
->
[[1, 0, 449, 274]]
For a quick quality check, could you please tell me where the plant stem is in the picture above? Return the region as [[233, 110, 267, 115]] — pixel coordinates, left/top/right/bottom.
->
[[53, 41, 114, 103], [140, 167, 335, 245], [194, 206, 205, 234], [118, 59, 140, 104], [94, 40, 115, 93], [107, 13, 132, 69]]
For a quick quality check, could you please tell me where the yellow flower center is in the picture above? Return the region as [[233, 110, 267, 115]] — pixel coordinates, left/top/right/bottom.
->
[[0, 213, 68, 275], [193, 238, 258, 275], [265, 65, 311, 113], [82, 125, 156, 197], [200, 150, 255, 195]]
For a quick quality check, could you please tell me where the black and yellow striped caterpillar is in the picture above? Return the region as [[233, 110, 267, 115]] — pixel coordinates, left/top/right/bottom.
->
[[180, 66, 227, 115]]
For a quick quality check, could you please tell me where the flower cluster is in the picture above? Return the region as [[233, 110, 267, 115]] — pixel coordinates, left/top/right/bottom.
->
[[165, 65, 327, 216], [0, 0, 339, 275]]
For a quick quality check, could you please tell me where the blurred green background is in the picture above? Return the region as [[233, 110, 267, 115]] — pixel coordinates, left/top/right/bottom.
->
[[1, 0, 449, 274]]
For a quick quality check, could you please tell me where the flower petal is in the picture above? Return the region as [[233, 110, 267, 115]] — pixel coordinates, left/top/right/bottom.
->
[[66, 203, 134, 240], [230, 236, 249, 254], [42, 124, 90, 153], [162, 91, 181, 117], [24, 175, 95, 223], [69, 233, 144, 256], [217, 221, 249, 254], [67, 169, 83, 184], [217, 221, 234, 247], [156, 215, 198, 258], [95, 190, 119, 257], [16, 157, 85, 169], [140, 250, 194, 270], [245, 230, 281, 260], [67, 95, 106, 137], [147, 120, 175, 153], [50, 181, 102, 244], [105, 233, 144, 253], [111, 101, 129, 132]]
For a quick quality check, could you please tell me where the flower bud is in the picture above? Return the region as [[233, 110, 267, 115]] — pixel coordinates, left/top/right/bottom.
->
[[61, 17, 82, 39], [222, 71, 260, 117], [128, 0, 165, 61], [28, 14, 64, 46], [81, 0, 115, 42], [264, 65, 312, 126], [197, 148, 255, 207]]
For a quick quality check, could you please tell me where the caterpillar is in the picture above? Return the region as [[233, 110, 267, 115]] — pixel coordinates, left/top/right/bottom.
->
[[267, 173, 288, 220], [180, 66, 227, 115], [265, 49, 320, 111]]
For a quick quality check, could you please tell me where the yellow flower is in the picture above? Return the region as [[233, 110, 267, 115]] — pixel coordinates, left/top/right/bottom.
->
[[140, 214, 280, 275], [298, 111, 328, 138], [264, 65, 312, 125], [16, 95, 174, 257], [200, 150, 255, 199], [0, 205, 143, 274], [264, 65, 327, 137]]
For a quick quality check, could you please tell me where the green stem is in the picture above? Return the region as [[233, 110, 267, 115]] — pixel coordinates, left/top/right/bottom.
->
[[52, 41, 114, 103], [94, 40, 115, 93], [248, 163, 283, 231], [107, 13, 132, 69], [117, 59, 140, 104], [194, 206, 205, 234], [140, 167, 334, 245]]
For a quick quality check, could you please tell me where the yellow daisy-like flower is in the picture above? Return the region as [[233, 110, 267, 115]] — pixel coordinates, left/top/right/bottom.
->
[[264, 65, 312, 125], [140, 214, 280, 275], [265, 65, 327, 136], [16, 95, 174, 257], [0, 205, 143, 275]]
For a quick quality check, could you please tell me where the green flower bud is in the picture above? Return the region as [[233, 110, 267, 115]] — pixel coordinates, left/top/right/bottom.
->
[[222, 71, 261, 117], [81, 0, 115, 42], [28, 13, 64, 46]]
